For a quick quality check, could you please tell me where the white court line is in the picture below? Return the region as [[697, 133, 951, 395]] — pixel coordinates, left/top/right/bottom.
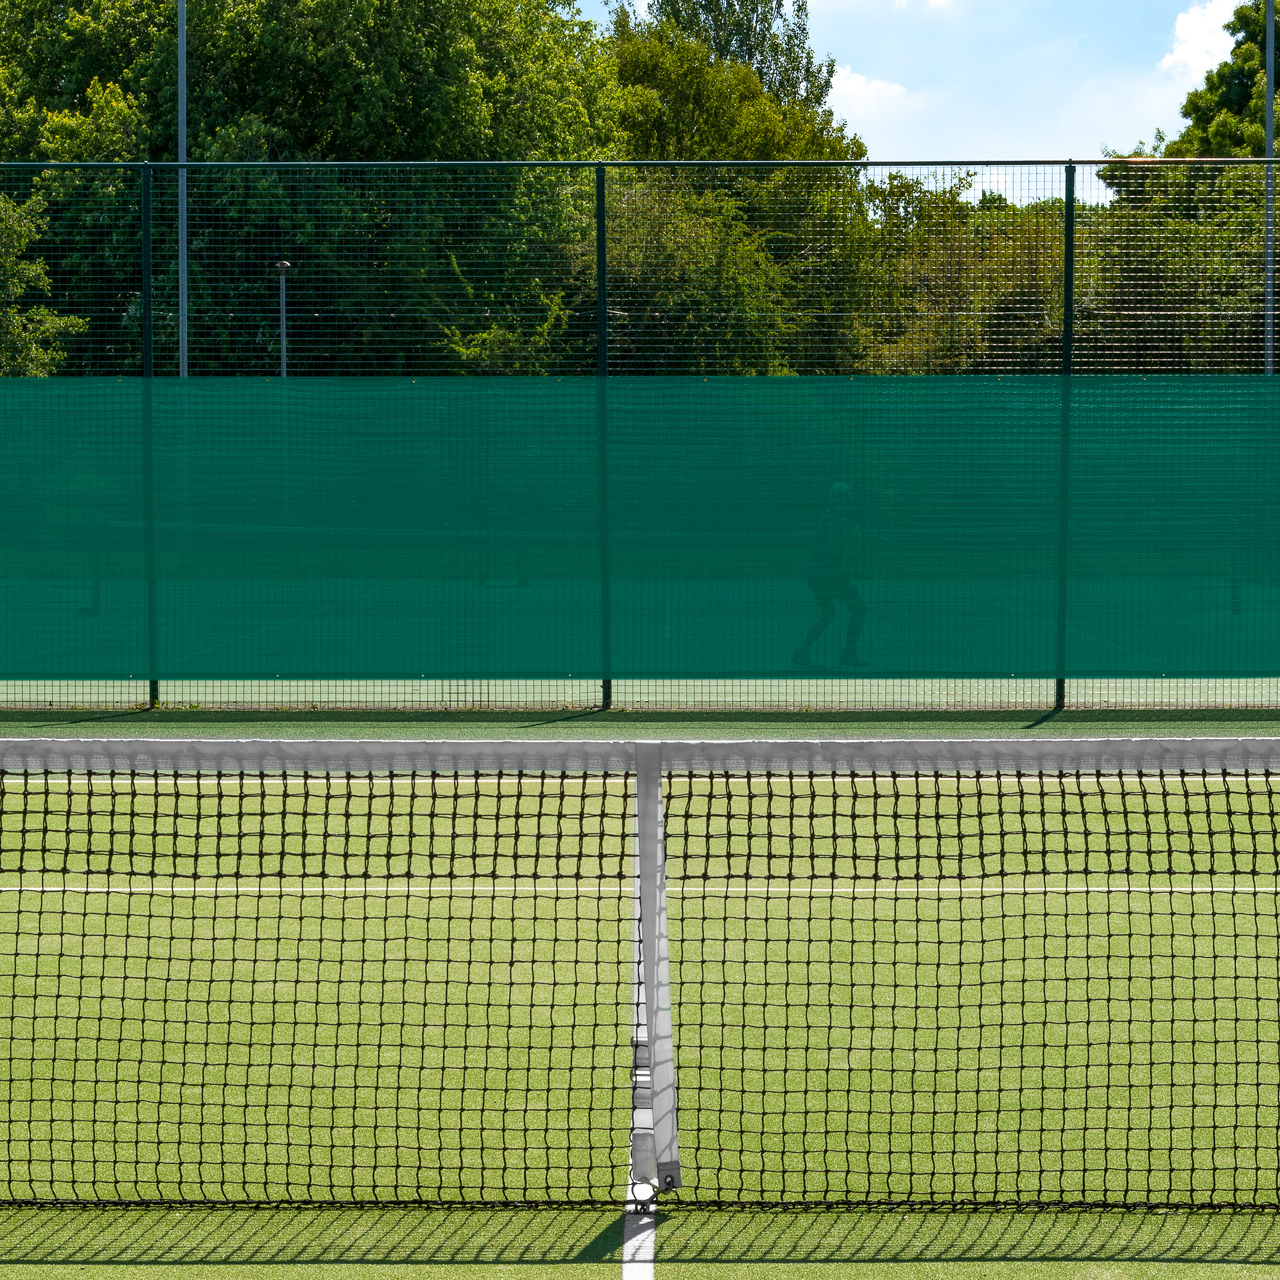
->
[[0, 882, 1275, 896], [622, 1207, 655, 1280]]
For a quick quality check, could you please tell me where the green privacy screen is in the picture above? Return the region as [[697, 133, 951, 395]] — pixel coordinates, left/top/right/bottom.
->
[[3, 375, 1277, 680]]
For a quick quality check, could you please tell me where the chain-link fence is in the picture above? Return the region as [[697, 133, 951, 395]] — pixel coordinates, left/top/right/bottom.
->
[[3, 159, 1276, 713]]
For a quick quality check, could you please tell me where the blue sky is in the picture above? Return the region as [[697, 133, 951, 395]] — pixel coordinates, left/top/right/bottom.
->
[[575, 0, 1241, 159]]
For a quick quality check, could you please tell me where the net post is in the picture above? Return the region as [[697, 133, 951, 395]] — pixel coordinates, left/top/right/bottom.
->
[[141, 163, 158, 711], [1055, 161, 1075, 714], [596, 162, 612, 712], [634, 741, 681, 1192]]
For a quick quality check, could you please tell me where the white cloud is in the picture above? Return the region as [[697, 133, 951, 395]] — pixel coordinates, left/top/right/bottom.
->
[[1159, 0, 1235, 84], [828, 66, 930, 154], [830, 68, 915, 112]]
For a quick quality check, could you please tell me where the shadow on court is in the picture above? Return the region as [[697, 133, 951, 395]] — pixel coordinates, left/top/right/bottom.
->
[[2, 1208, 1280, 1266], [6, 707, 1280, 737], [0, 1208, 625, 1265], [655, 1209, 1280, 1265]]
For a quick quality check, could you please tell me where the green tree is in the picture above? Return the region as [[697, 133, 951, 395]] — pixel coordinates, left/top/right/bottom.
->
[[1167, 0, 1271, 157], [0, 0, 625, 374], [0, 0, 624, 162], [0, 191, 88, 374], [612, 9, 861, 161], [640, 0, 833, 110], [604, 169, 791, 373]]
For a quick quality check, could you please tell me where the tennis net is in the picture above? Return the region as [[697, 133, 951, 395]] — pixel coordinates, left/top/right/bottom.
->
[[0, 737, 1277, 1211]]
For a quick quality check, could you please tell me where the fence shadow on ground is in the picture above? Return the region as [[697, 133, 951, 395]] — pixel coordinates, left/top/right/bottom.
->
[[2, 1206, 1280, 1267], [0, 1207, 624, 1265], [657, 1209, 1280, 1265]]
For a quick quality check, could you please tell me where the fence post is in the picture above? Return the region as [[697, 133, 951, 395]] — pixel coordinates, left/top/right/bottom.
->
[[141, 164, 159, 711], [596, 164, 612, 711], [141, 165, 153, 379], [1267, 0, 1274, 375], [632, 741, 681, 1197], [1054, 162, 1075, 713]]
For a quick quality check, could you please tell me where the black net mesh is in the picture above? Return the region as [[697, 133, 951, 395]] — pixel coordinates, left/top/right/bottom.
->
[[665, 767, 1280, 1209], [0, 767, 632, 1206], [2, 742, 1280, 1210]]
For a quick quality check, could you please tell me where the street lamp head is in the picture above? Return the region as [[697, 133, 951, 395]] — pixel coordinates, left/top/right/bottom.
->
[[276, 260, 292, 275]]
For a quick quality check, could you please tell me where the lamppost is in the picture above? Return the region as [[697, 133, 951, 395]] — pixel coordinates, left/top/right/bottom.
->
[[178, 0, 187, 377], [276, 261, 291, 377]]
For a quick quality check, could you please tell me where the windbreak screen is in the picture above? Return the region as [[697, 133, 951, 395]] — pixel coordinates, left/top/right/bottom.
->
[[1, 374, 1276, 680]]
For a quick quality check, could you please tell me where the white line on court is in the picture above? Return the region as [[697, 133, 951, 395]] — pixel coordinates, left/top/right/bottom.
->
[[622, 1206, 655, 1280]]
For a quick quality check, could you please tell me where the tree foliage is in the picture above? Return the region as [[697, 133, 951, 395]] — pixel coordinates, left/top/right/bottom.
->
[[612, 9, 860, 161], [640, 0, 833, 110], [0, 0, 624, 163], [1167, 0, 1271, 157], [0, 0, 1267, 379], [0, 191, 88, 374]]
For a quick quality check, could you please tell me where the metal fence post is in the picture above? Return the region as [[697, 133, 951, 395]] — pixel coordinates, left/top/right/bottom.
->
[[141, 165, 153, 379], [632, 741, 681, 1196], [1054, 162, 1075, 713], [1267, 0, 1274, 375], [177, 0, 188, 378], [596, 164, 612, 711], [141, 164, 159, 711]]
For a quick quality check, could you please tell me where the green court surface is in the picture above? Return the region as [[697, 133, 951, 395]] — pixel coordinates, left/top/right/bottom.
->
[[3, 704, 1280, 741], [2, 1207, 1280, 1277], [0, 714, 1278, 1275]]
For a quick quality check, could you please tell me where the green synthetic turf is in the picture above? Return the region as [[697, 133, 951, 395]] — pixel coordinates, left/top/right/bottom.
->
[[3, 1207, 1280, 1275], [4, 704, 1280, 741]]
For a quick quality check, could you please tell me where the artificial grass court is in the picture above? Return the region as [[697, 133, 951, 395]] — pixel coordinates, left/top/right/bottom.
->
[[3, 1206, 1280, 1276], [0, 717, 1278, 1275], [3, 704, 1280, 740]]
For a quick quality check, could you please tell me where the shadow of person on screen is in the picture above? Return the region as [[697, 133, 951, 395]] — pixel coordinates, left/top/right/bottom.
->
[[792, 482, 867, 670]]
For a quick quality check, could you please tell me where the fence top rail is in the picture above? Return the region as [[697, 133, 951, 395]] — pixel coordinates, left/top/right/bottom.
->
[[1, 738, 1279, 775], [1, 158, 1278, 172]]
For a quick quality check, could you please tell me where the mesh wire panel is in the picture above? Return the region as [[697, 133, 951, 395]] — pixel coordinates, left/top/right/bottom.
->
[[665, 766, 1280, 1208], [148, 166, 597, 377], [1, 678, 1280, 712], [0, 766, 632, 1205], [606, 164, 1071, 376], [0, 166, 144, 377], [1075, 162, 1264, 373], [7, 158, 1269, 380]]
